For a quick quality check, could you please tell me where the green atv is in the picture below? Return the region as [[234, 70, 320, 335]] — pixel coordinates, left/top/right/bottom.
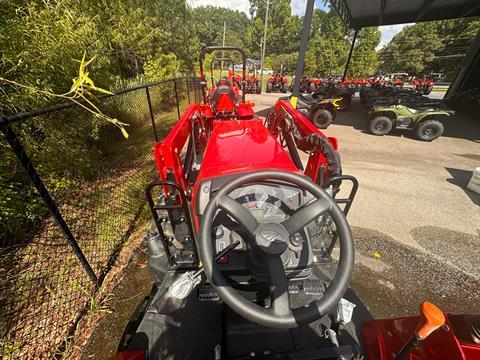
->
[[366, 100, 455, 141]]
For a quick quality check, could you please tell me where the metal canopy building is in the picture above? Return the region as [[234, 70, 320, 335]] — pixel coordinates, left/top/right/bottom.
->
[[329, 0, 480, 100], [329, 0, 480, 29]]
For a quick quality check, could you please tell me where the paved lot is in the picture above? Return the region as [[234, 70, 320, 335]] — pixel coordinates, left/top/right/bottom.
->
[[249, 92, 480, 317]]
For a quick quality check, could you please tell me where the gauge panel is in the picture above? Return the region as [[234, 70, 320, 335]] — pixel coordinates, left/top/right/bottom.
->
[[211, 182, 314, 276]]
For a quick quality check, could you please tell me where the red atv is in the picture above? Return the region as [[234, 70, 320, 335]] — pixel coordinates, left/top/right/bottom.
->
[[266, 73, 288, 93], [111, 46, 480, 360]]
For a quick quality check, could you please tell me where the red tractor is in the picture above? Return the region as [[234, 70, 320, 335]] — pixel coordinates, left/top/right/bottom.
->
[[266, 73, 288, 93], [244, 59, 262, 94], [111, 46, 480, 360], [412, 78, 435, 95]]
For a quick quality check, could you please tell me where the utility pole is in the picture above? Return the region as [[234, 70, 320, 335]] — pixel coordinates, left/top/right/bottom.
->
[[259, 0, 270, 90], [221, 21, 226, 72], [258, 39, 263, 78], [291, 0, 314, 108]]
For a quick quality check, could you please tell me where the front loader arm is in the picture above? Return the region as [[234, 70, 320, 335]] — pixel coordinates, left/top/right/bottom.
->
[[266, 100, 341, 186], [154, 104, 210, 191]]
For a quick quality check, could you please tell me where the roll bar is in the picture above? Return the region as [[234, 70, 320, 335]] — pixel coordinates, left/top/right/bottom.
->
[[210, 57, 236, 88], [198, 46, 247, 103]]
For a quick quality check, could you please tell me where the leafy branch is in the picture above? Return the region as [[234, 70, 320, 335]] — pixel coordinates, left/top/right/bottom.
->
[[0, 52, 129, 138]]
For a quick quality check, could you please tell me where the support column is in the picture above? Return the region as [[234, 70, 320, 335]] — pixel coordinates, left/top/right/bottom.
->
[[291, 0, 315, 108], [342, 29, 359, 81]]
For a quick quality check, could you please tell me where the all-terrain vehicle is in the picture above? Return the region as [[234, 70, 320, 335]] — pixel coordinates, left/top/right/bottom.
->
[[267, 73, 288, 93], [314, 82, 355, 111], [280, 93, 342, 129], [111, 47, 480, 360], [366, 99, 455, 141]]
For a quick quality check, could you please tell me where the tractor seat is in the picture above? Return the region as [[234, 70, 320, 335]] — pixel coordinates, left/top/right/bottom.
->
[[406, 107, 434, 113], [217, 77, 232, 87], [299, 93, 319, 104], [211, 85, 237, 113]]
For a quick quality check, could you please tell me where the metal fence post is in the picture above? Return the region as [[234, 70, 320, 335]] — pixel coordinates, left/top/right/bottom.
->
[[145, 86, 159, 142], [173, 79, 181, 120], [186, 77, 191, 104], [0, 124, 99, 285]]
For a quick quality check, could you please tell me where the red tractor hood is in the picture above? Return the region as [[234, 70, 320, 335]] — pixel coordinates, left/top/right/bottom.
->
[[196, 120, 299, 181]]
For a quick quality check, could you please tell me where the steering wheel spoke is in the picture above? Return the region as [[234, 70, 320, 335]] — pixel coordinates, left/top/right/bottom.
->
[[281, 198, 332, 236], [218, 195, 258, 235], [265, 255, 292, 317]]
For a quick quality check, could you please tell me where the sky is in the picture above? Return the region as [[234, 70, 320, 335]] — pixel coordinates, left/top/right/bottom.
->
[[188, 0, 410, 49]]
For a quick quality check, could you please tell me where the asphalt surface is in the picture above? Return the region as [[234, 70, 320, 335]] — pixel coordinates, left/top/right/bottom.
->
[[248, 91, 480, 317]]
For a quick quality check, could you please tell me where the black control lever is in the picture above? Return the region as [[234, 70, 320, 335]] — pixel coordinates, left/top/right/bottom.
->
[[193, 240, 240, 278]]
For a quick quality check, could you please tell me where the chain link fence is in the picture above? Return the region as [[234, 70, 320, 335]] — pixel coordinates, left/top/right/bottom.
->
[[0, 77, 202, 359]]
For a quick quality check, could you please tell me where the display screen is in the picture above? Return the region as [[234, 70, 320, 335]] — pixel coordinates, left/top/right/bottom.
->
[[250, 208, 264, 220]]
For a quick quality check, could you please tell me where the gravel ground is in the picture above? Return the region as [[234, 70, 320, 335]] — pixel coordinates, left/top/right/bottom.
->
[[248, 91, 480, 316]]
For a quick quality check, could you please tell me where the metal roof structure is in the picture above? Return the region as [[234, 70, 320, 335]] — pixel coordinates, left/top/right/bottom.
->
[[329, 0, 480, 29]]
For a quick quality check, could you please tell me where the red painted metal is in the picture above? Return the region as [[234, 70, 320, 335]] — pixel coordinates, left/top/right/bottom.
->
[[362, 314, 480, 360], [237, 102, 255, 118], [108, 349, 145, 360], [270, 100, 339, 185], [195, 119, 300, 181], [213, 92, 236, 112]]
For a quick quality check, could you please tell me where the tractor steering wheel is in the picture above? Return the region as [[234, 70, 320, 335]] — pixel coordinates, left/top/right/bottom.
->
[[199, 170, 355, 328]]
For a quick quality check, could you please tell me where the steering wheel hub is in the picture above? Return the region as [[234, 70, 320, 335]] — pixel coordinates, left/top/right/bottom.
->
[[254, 223, 289, 255]]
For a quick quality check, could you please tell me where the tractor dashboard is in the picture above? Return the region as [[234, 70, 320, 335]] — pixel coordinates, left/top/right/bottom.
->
[[195, 178, 323, 280]]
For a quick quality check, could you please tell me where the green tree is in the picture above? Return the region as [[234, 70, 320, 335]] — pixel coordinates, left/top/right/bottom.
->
[[0, 0, 198, 113], [270, 52, 298, 74], [377, 18, 480, 78], [306, 9, 350, 76], [191, 6, 250, 49], [247, 0, 300, 57], [348, 27, 381, 78], [378, 23, 442, 75]]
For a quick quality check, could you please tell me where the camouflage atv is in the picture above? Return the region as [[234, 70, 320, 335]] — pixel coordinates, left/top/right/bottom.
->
[[366, 100, 455, 141]]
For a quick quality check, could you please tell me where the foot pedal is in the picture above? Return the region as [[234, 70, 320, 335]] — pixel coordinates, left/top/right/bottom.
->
[[197, 286, 220, 302], [303, 280, 325, 295]]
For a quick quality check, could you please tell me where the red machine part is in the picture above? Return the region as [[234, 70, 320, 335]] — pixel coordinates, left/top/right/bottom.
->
[[362, 313, 480, 360], [268, 100, 339, 185], [108, 349, 145, 360], [193, 119, 300, 181], [154, 99, 338, 197]]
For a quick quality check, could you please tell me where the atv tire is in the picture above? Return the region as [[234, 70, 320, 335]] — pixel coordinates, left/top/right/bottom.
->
[[337, 95, 352, 111], [266, 82, 272, 93], [368, 116, 393, 136], [414, 119, 444, 141], [312, 109, 334, 129], [256, 81, 262, 94]]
